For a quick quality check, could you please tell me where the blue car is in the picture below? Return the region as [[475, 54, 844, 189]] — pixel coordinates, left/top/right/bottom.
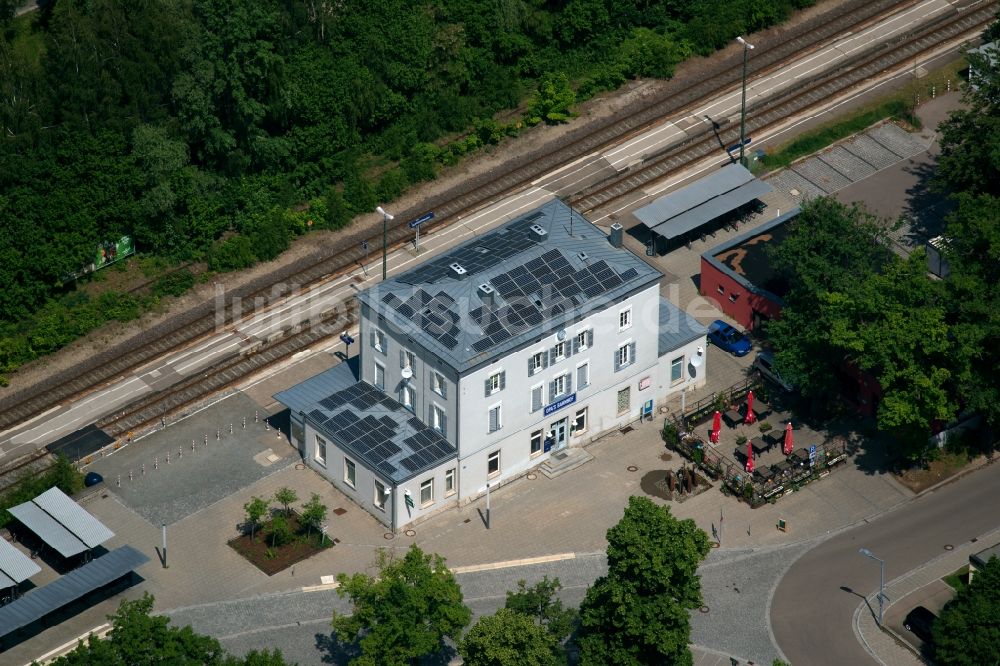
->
[[707, 320, 752, 356]]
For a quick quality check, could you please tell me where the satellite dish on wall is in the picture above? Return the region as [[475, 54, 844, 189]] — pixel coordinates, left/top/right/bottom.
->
[[401, 366, 413, 380]]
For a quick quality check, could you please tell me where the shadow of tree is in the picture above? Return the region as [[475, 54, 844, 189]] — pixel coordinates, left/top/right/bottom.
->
[[315, 630, 356, 665]]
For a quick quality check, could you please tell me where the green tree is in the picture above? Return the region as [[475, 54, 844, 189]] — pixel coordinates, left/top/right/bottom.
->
[[273, 486, 297, 518], [932, 556, 1000, 665], [332, 544, 471, 666], [300, 492, 328, 539], [527, 73, 576, 126], [577, 496, 711, 665], [323, 187, 352, 230], [460, 608, 560, 666], [504, 576, 576, 642], [268, 515, 292, 547], [243, 496, 269, 542]]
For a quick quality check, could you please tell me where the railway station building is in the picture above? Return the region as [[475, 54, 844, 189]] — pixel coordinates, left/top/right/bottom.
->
[[275, 199, 707, 529]]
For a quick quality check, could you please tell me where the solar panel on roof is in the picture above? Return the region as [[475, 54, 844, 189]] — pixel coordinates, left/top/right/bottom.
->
[[472, 339, 493, 353], [619, 267, 640, 281], [399, 456, 423, 472], [583, 284, 605, 298], [377, 461, 397, 477], [603, 273, 624, 289]]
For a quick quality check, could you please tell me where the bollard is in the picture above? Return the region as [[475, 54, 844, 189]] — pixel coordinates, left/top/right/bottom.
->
[[130, 470, 134, 482], [216, 429, 221, 441], [230, 423, 234, 434], [265, 419, 270, 431], [161, 417, 166, 429], [255, 410, 259, 423], [117, 475, 121, 487], [947, 79, 951, 92], [192, 439, 196, 451], [142, 463, 146, 476], [204, 434, 208, 446], [166, 452, 171, 465], [242, 416, 246, 429], [154, 457, 158, 470], [932, 85, 936, 99], [179, 446, 183, 459], [276, 427, 281, 438]]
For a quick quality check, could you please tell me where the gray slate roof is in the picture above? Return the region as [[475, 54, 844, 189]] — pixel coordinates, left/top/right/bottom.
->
[[7, 487, 114, 558], [274, 363, 457, 484], [0, 545, 148, 638], [657, 298, 708, 357], [0, 539, 40, 587], [358, 199, 661, 373], [636, 164, 772, 240]]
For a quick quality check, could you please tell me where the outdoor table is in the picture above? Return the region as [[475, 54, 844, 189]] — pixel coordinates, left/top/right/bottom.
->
[[790, 448, 810, 466], [772, 460, 793, 477], [751, 400, 771, 420], [754, 466, 775, 482], [750, 437, 768, 458], [764, 430, 784, 448], [723, 409, 743, 427]]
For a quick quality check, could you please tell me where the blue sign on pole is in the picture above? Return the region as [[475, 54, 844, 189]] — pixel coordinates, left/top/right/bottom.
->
[[808, 444, 817, 463], [408, 212, 435, 229], [543, 393, 577, 417]]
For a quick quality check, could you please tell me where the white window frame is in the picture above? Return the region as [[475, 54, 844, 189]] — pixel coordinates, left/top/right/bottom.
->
[[432, 404, 446, 434], [553, 373, 567, 398], [487, 450, 501, 478], [576, 360, 590, 390], [373, 479, 387, 511], [573, 407, 588, 435], [344, 458, 356, 488], [553, 341, 567, 362], [530, 429, 543, 457], [617, 342, 631, 368], [444, 468, 456, 497], [530, 382, 544, 413], [619, 306, 632, 331], [314, 434, 327, 467], [488, 402, 502, 434], [670, 355, 685, 384], [373, 327, 386, 353], [431, 372, 446, 396], [576, 329, 590, 352], [400, 384, 415, 411], [374, 361, 385, 390], [420, 478, 434, 507], [529, 350, 545, 375], [487, 371, 503, 395]]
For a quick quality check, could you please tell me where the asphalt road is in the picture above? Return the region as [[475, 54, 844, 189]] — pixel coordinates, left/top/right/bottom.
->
[[771, 461, 1000, 665]]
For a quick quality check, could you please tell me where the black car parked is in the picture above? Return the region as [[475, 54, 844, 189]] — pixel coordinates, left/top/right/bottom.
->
[[903, 605, 938, 644]]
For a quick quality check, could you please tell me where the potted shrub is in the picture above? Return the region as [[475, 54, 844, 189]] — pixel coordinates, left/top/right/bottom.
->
[[759, 422, 772, 433], [662, 421, 681, 449], [736, 435, 748, 447]]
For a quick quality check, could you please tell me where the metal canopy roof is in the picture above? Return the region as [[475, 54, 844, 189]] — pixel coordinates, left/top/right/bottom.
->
[[7, 502, 88, 558], [8, 488, 114, 558], [33, 487, 114, 549], [0, 539, 41, 587], [634, 163, 773, 240], [649, 180, 773, 240], [0, 545, 149, 638]]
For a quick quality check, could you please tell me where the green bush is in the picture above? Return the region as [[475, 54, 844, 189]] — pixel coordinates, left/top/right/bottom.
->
[[152, 269, 196, 298], [268, 515, 292, 547], [208, 235, 256, 272]]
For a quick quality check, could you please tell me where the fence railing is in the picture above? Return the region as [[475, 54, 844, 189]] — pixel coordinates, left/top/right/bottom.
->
[[673, 377, 762, 431]]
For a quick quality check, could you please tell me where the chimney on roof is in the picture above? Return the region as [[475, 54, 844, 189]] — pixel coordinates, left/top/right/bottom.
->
[[477, 283, 495, 307], [609, 223, 624, 248], [577, 251, 589, 262], [529, 224, 548, 242], [449, 262, 467, 279]]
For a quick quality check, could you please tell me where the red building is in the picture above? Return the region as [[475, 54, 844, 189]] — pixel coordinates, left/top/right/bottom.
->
[[699, 212, 794, 332]]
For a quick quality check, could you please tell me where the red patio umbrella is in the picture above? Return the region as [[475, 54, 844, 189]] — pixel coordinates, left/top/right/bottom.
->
[[783, 421, 794, 456], [745, 440, 755, 474], [710, 411, 721, 444], [744, 390, 757, 425]]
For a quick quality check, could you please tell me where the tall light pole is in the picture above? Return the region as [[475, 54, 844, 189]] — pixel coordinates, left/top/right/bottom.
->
[[736, 36, 755, 167], [859, 548, 886, 626], [376, 206, 394, 281]]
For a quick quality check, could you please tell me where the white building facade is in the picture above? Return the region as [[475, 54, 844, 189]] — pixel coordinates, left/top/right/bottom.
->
[[278, 199, 707, 529]]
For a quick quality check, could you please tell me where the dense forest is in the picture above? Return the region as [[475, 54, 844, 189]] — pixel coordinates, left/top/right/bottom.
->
[[0, 0, 813, 379]]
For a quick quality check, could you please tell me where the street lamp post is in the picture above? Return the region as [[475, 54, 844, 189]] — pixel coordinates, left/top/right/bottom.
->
[[376, 206, 394, 281], [736, 36, 755, 167], [859, 547, 886, 626]]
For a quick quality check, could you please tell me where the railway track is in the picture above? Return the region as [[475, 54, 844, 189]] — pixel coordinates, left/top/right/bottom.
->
[[0, 0, 950, 436], [569, 2, 997, 214]]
